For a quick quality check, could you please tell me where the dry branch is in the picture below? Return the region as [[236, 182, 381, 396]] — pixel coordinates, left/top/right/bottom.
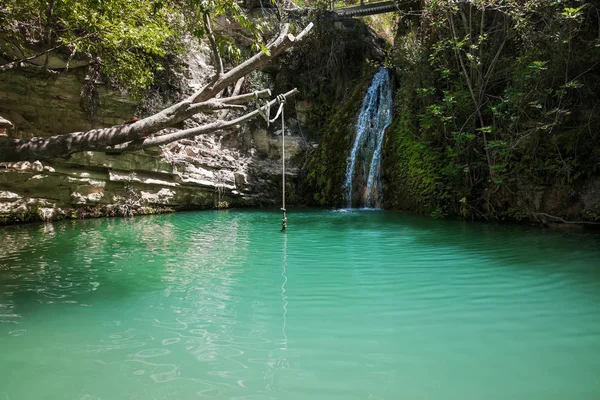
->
[[190, 22, 313, 103], [0, 44, 64, 72], [530, 212, 600, 226], [116, 88, 298, 151], [203, 12, 224, 78], [0, 23, 314, 163]]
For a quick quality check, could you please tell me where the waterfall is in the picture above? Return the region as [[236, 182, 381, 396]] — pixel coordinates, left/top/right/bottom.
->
[[343, 68, 393, 208]]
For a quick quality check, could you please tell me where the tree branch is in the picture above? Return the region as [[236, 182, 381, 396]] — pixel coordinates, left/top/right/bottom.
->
[[203, 13, 224, 78], [0, 23, 313, 163], [0, 43, 64, 72], [221, 89, 271, 104], [449, 12, 494, 179], [187, 102, 247, 113], [116, 88, 298, 151], [190, 22, 313, 103], [530, 212, 600, 225], [232, 77, 245, 96], [0, 90, 272, 162]]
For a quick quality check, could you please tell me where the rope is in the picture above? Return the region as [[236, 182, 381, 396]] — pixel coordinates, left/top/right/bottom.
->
[[255, 93, 287, 231], [279, 95, 287, 232], [254, 91, 285, 126]]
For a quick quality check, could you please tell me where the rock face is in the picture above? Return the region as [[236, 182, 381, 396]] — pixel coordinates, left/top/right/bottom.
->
[[0, 12, 391, 225], [0, 48, 310, 224]]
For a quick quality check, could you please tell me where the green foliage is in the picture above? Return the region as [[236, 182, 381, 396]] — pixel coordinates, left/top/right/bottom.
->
[[306, 76, 373, 206], [0, 0, 269, 95], [297, 0, 362, 9], [185, 0, 270, 61], [1, 0, 176, 93], [385, 0, 600, 220], [383, 78, 458, 216], [247, 70, 274, 93]]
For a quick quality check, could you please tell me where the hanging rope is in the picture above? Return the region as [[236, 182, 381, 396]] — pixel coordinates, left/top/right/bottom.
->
[[279, 96, 286, 232], [256, 93, 287, 231]]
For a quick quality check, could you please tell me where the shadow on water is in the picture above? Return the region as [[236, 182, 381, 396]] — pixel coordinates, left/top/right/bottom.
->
[[0, 212, 248, 319]]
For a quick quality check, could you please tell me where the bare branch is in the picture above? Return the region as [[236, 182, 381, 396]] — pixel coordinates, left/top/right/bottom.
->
[[1, 32, 97, 72], [190, 22, 313, 103], [221, 89, 271, 104], [232, 77, 245, 96], [118, 88, 298, 151], [95, 23, 307, 141], [448, 12, 494, 179], [0, 43, 64, 72], [0, 23, 313, 163], [203, 13, 224, 78], [530, 212, 600, 225], [187, 102, 247, 112]]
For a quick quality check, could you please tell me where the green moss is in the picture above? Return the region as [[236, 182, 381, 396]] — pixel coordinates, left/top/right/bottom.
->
[[376, 1, 600, 222], [0, 205, 176, 226], [382, 85, 447, 215], [0, 210, 38, 225], [581, 209, 600, 223]]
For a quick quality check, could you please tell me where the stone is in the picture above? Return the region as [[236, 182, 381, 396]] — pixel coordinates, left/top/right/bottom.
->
[[38, 207, 56, 221], [252, 128, 270, 155], [0, 191, 20, 199], [234, 172, 248, 187], [0, 39, 310, 224], [295, 101, 311, 125], [581, 177, 600, 210], [32, 161, 44, 172], [143, 146, 163, 156], [71, 189, 105, 204], [0, 116, 13, 129]]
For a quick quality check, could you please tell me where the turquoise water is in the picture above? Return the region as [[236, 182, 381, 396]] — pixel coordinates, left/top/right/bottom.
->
[[1, 209, 600, 399]]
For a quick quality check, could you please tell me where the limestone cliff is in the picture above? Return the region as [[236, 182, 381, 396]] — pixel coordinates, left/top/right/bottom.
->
[[0, 45, 310, 224], [0, 9, 389, 225]]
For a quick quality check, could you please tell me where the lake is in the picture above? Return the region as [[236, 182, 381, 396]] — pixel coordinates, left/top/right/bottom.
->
[[1, 209, 599, 399]]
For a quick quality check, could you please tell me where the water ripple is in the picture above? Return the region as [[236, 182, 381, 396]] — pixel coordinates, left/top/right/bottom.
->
[[0, 210, 600, 400]]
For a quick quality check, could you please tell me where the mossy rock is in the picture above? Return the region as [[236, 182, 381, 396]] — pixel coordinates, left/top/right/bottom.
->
[[304, 74, 374, 207]]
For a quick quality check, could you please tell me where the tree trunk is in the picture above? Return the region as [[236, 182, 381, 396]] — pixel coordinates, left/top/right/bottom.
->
[[0, 23, 313, 163]]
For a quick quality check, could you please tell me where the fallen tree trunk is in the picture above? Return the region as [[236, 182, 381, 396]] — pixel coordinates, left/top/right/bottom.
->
[[0, 22, 313, 163]]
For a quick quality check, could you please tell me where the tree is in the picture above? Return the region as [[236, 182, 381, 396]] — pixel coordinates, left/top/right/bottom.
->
[[0, 0, 313, 162], [385, 0, 600, 219]]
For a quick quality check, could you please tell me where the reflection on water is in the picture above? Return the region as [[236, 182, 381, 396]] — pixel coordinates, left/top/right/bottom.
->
[[1, 210, 600, 399]]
